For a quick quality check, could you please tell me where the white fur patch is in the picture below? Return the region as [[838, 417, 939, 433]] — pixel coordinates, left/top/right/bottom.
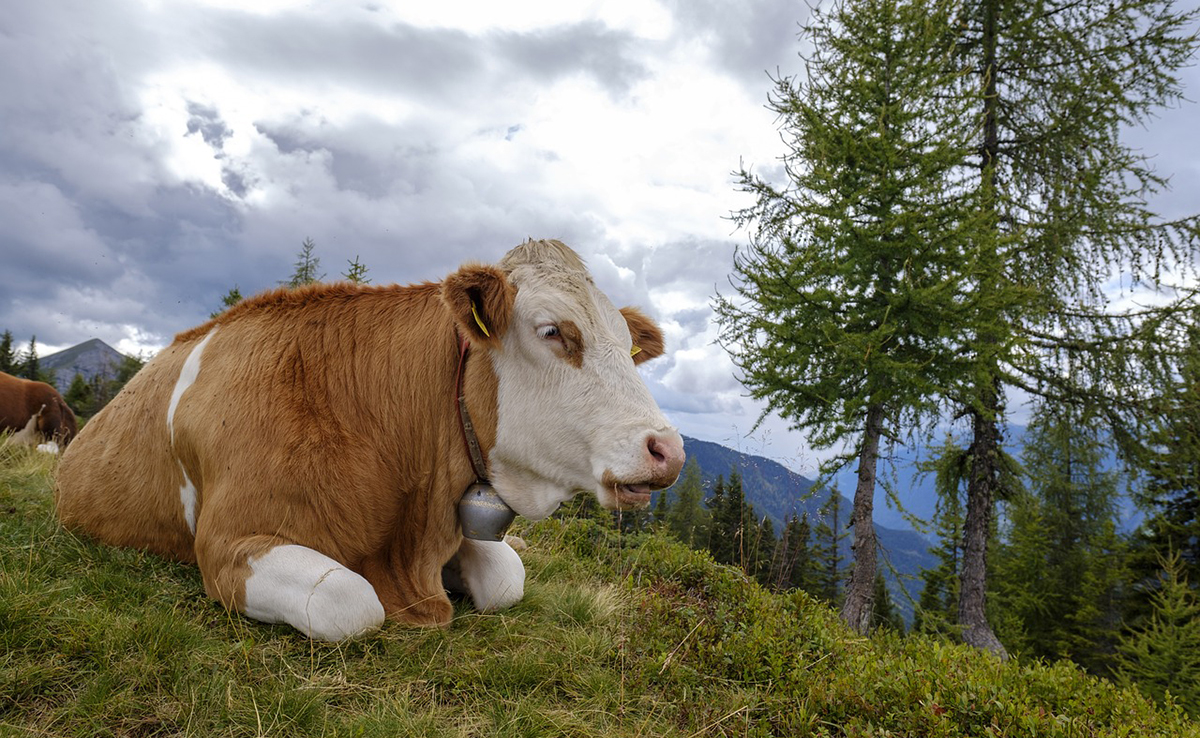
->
[[178, 473, 198, 533], [167, 327, 217, 534], [167, 326, 218, 444], [243, 544, 385, 641], [7, 407, 44, 449], [454, 538, 526, 613]]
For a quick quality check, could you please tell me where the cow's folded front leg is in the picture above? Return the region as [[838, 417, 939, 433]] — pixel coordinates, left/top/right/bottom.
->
[[198, 534, 385, 641], [359, 547, 456, 627], [444, 537, 526, 613]]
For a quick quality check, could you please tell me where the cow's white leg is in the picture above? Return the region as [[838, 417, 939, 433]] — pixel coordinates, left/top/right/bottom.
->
[[448, 538, 526, 613], [242, 544, 385, 641]]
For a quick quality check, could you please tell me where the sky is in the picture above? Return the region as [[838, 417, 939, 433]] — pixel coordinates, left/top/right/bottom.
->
[[2, 0, 1199, 492]]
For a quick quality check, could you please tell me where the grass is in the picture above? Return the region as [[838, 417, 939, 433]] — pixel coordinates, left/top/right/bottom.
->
[[1, 441, 1198, 737]]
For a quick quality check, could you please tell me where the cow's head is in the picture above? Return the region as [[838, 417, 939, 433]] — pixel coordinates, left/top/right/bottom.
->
[[39, 396, 77, 448], [442, 239, 685, 520]]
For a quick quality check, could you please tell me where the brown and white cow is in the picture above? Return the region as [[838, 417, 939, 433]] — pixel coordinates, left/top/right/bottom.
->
[[55, 239, 685, 640], [0, 371, 77, 450]]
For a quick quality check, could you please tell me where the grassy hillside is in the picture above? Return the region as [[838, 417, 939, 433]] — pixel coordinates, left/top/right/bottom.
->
[[1, 443, 1196, 737]]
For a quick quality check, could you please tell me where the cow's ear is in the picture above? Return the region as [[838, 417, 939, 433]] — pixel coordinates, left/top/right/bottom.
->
[[620, 307, 665, 365], [442, 263, 515, 348]]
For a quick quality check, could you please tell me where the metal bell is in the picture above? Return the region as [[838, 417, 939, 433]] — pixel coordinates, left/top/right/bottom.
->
[[458, 483, 517, 541]]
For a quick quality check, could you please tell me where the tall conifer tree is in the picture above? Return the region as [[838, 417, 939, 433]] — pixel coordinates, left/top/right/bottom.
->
[[283, 237, 325, 287], [725, 0, 1198, 652], [706, 476, 729, 564], [18, 336, 41, 381], [813, 487, 847, 606], [771, 512, 815, 594], [211, 286, 243, 318], [946, 0, 1199, 658], [991, 405, 1126, 671], [1115, 551, 1200, 716], [1131, 312, 1200, 594], [343, 255, 371, 284], [0, 330, 15, 374], [717, 0, 981, 633], [665, 457, 710, 548]]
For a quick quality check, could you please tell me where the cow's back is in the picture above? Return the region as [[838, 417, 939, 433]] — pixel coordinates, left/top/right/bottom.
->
[[0, 372, 28, 431], [0, 372, 42, 432], [54, 282, 472, 573], [55, 340, 198, 561]]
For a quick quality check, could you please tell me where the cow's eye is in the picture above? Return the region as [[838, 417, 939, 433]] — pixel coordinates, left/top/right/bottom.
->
[[536, 324, 560, 340]]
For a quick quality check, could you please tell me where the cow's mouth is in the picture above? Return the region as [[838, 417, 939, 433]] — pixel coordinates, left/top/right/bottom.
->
[[614, 483, 653, 508]]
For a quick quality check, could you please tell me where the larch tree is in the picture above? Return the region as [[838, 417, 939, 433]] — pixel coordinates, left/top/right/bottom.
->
[[716, 0, 981, 633], [946, 0, 1199, 658]]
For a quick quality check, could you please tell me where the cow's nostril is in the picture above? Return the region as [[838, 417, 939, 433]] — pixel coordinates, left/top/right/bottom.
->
[[647, 437, 666, 463]]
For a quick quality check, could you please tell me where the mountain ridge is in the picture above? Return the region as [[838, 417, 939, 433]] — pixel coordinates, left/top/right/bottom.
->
[[39, 338, 130, 394], [676, 434, 936, 618]]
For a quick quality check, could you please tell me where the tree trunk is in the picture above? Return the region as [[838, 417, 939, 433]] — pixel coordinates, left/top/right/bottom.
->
[[842, 403, 884, 634], [959, 394, 1009, 659], [955, 0, 1008, 661]]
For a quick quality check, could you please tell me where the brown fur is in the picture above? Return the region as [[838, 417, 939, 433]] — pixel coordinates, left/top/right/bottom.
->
[[440, 264, 515, 348], [0, 371, 77, 447], [56, 270, 508, 627], [619, 307, 665, 366], [556, 320, 586, 369]]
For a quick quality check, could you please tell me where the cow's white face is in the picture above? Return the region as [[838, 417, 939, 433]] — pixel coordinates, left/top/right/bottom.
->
[[443, 240, 685, 521]]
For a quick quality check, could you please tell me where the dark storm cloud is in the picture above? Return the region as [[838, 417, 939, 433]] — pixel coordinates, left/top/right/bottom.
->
[[661, 0, 806, 84], [181, 9, 647, 104], [185, 102, 234, 150], [493, 20, 648, 96], [254, 116, 445, 200]]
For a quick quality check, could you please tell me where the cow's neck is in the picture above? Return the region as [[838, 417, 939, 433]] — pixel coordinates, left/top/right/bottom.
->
[[454, 334, 490, 484], [454, 331, 516, 541]]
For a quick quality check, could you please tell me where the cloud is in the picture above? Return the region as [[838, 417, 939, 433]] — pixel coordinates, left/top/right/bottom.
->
[[185, 102, 234, 149], [660, 0, 807, 84], [492, 21, 648, 96]]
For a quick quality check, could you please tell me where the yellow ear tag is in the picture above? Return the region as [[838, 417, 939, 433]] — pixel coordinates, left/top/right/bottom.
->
[[471, 301, 491, 337], [630, 345, 642, 357]]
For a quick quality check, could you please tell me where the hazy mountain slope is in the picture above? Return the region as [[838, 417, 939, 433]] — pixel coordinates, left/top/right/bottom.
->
[[39, 338, 129, 393], [676, 435, 938, 616]]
